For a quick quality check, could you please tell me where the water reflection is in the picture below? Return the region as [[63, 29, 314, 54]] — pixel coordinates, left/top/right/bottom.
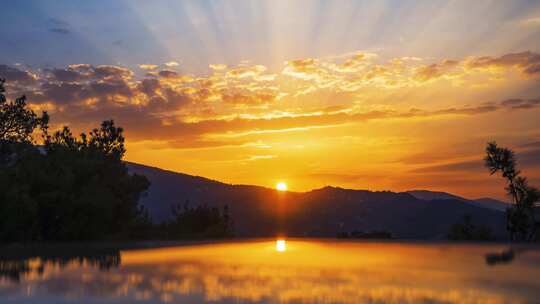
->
[[1, 240, 540, 303], [485, 246, 539, 266], [275, 239, 286, 252], [0, 245, 120, 283]]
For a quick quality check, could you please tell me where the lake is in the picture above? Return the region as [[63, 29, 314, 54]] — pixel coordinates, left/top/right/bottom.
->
[[1, 240, 539, 303]]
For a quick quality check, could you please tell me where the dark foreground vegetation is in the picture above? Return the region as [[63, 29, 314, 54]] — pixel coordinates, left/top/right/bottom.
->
[[484, 142, 540, 242], [337, 230, 392, 239], [447, 214, 495, 241], [0, 79, 231, 242], [443, 142, 540, 242]]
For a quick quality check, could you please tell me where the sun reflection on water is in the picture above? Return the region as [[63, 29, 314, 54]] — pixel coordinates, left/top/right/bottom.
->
[[276, 239, 286, 252]]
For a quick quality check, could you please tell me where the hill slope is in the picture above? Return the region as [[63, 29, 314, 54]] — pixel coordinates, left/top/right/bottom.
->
[[128, 163, 508, 239], [407, 190, 510, 211]]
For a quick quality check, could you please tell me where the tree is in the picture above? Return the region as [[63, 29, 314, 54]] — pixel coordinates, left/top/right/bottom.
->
[[484, 142, 539, 241], [165, 200, 232, 239], [0, 78, 49, 143], [447, 214, 495, 241], [0, 80, 150, 242]]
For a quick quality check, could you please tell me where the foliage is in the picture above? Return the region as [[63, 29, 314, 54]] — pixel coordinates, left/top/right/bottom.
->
[[164, 201, 233, 239], [0, 78, 48, 143], [0, 79, 233, 242], [484, 142, 539, 241], [337, 230, 392, 239], [0, 81, 150, 242], [447, 215, 495, 241]]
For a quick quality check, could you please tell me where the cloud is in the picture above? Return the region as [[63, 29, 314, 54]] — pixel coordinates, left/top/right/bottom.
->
[[413, 59, 459, 81], [3, 50, 540, 150], [412, 149, 540, 174], [164, 61, 179, 67], [38, 82, 88, 104], [500, 98, 540, 109], [226, 65, 267, 79], [47, 68, 84, 82], [282, 58, 324, 80], [221, 91, 276, 105], [0, 65, 37, 84], [465, 51, 540, 75], [45, 64, 133, 83], [209, 64, 227, 71], [93, 65, 133, 80], [517, 17, 540, 28], [138, 64, 158, 70], [521, 141, 540, 149], [49, 28, 70, 34], [157, 70, 179, 78], [48, 18, 68, 26], [304, 172, 374, 184]]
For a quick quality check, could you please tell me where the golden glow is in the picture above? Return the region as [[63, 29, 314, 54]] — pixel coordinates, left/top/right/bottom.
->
[[9, 241, 540, 303], [275, 239, 287, 252], [12, 48, 540, 200], [276, 182, 288, 191]]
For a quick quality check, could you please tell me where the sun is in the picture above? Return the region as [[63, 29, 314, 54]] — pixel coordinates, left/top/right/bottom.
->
[[276, 182, 287, 191]]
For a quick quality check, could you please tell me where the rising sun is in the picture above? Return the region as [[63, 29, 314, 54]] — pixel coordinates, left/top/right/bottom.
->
[[276, 182, 288, 191]]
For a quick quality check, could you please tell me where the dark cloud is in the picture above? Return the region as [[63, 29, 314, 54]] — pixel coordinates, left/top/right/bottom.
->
[[414, 59, 459, 81], [49, 18, 68, 26], [467, 51, 540, 75], [412, 159, 483, 174], [0, 65, 36, 84], [93, 65, 132, 80], [47, 68, 84, 82], [520, 148, 540, 168], [39, 82, 88, 104], [499, 98, 540, 110], [412, 149, 540, 174], [158, 70, 178, 78], [434, 104, 500, 115], [89, 79, 132, 98], [413, 51, 540, 82], [521, 141, 540, 149], [304, 173, 378, 184], [46, 65, 133, 83], [137, 78, 161, 96], [49, 28, 70, 34]]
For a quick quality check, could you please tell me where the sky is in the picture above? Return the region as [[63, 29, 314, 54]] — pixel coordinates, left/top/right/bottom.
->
[[1, 0, 540, 199]]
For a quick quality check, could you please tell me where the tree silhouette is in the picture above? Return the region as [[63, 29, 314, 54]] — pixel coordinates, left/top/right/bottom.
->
[[447, 214, 494, 241], [485, 142, 539, 241], [0, 78, 48, 143], [165, 200, 233, 238], [0, 80, 150, 242], [0, 79, 233, 242]]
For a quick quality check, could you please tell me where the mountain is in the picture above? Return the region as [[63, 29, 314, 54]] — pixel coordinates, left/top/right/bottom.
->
[[407, 190, 510, 211], [406, 190, 467, 202], [471, 198, 510, 212], [128, 163, 508, 239]]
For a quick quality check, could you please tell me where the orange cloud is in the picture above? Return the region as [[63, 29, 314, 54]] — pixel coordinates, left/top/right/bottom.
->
[[2, 51, 540, 197]]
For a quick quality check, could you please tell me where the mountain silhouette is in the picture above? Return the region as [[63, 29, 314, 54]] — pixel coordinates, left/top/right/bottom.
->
[[128, 162, 508, 239], [407, 190, 510, 211]]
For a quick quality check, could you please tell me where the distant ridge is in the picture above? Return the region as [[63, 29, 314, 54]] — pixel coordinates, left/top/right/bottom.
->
[[471, 198, 510, 212], [128, 162, 508, 239], [406, 190, 467, 202], [407, 190, 510, 211]]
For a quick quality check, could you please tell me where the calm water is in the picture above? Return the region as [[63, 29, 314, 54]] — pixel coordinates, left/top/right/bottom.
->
[[1, 240, 540, 303]]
